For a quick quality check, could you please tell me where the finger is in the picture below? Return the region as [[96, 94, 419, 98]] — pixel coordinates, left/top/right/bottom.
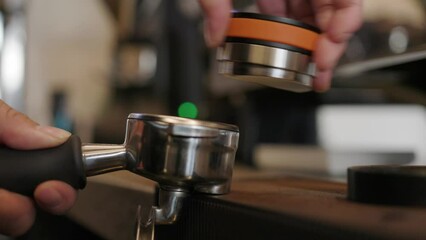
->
[[198, 0, 232, 47], [34, 181, 77, 215], [311, 0, 333, 31], [328, 0, 363, 42], [0, 189, 35, 237], [314, 34, 348, 71], [313, 0, 363, 42], [313, 69, 333, 92], [0, 100, 71, 150], [287, 0, 316, 25], [313, 34, 347, 92], [256, 0, 286, 16]]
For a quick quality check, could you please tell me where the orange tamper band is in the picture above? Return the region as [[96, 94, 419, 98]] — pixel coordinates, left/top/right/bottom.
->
[[226, 18, 319, 51]]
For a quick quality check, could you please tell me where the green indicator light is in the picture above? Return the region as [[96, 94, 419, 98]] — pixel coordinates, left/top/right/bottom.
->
[[178, 102, 198, 119]]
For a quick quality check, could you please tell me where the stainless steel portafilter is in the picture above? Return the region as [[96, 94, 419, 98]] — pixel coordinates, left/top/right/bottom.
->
[[0, 113, 239, 229]]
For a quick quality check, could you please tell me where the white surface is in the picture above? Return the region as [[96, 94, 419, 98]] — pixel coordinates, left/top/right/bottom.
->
[[254, 105, 426, 176], [317, 105, 426, 171]]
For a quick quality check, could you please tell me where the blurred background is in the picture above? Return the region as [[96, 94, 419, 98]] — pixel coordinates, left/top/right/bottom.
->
[[0, 0, 424, 177]]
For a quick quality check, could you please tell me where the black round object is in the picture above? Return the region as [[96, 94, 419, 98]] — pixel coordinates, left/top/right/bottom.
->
[[347, 165, 426, 207]]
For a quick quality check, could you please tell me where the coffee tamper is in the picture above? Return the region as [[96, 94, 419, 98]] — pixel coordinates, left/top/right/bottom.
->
[[217, 12, 320, 92]]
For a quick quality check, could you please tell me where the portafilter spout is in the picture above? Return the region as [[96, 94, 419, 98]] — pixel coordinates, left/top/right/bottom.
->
[[0, 113, 239, 225]]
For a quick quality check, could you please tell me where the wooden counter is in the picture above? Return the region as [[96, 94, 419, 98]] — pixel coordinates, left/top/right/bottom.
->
[[68, 166, 426, 240]]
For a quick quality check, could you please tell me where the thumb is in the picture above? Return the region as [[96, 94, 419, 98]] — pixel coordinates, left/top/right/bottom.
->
[[0, 100, 71, 150], [199, 0, 232, 47]]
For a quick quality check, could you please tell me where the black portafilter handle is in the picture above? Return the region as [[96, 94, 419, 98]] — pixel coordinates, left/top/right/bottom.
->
[[0, 135, 86, 196]]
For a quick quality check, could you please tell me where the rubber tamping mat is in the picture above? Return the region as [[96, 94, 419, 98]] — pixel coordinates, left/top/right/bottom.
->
[[347, 165, 426, 206]]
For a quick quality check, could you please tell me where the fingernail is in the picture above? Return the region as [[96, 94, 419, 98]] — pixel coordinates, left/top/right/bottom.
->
[[37, 188, 63, 210], [37, 126, 71, 140]]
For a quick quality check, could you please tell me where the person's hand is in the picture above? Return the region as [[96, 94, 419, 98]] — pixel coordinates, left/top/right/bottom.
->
[[0, 100, 77, 237], [198, 0, 363, 92]]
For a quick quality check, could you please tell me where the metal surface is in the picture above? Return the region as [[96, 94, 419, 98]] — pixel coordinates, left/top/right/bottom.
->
[[154, 188, 189, 224], [126, 113, 239, 194], [135, 188, 189, 240], [128, 113, 239, 136], [217, 42, 315, 92], [82, 113, 239, 194], [217, 42, 315, 75], [135, 205, 155, 240], [81, 113, 239, 231], [83, 144, 127, 176]]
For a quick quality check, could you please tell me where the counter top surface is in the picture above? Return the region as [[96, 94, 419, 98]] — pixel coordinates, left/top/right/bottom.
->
[[68, 166, 426, 240]]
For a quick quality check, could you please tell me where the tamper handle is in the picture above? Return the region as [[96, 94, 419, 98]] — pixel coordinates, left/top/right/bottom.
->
[[0, 135, 86, 196]]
